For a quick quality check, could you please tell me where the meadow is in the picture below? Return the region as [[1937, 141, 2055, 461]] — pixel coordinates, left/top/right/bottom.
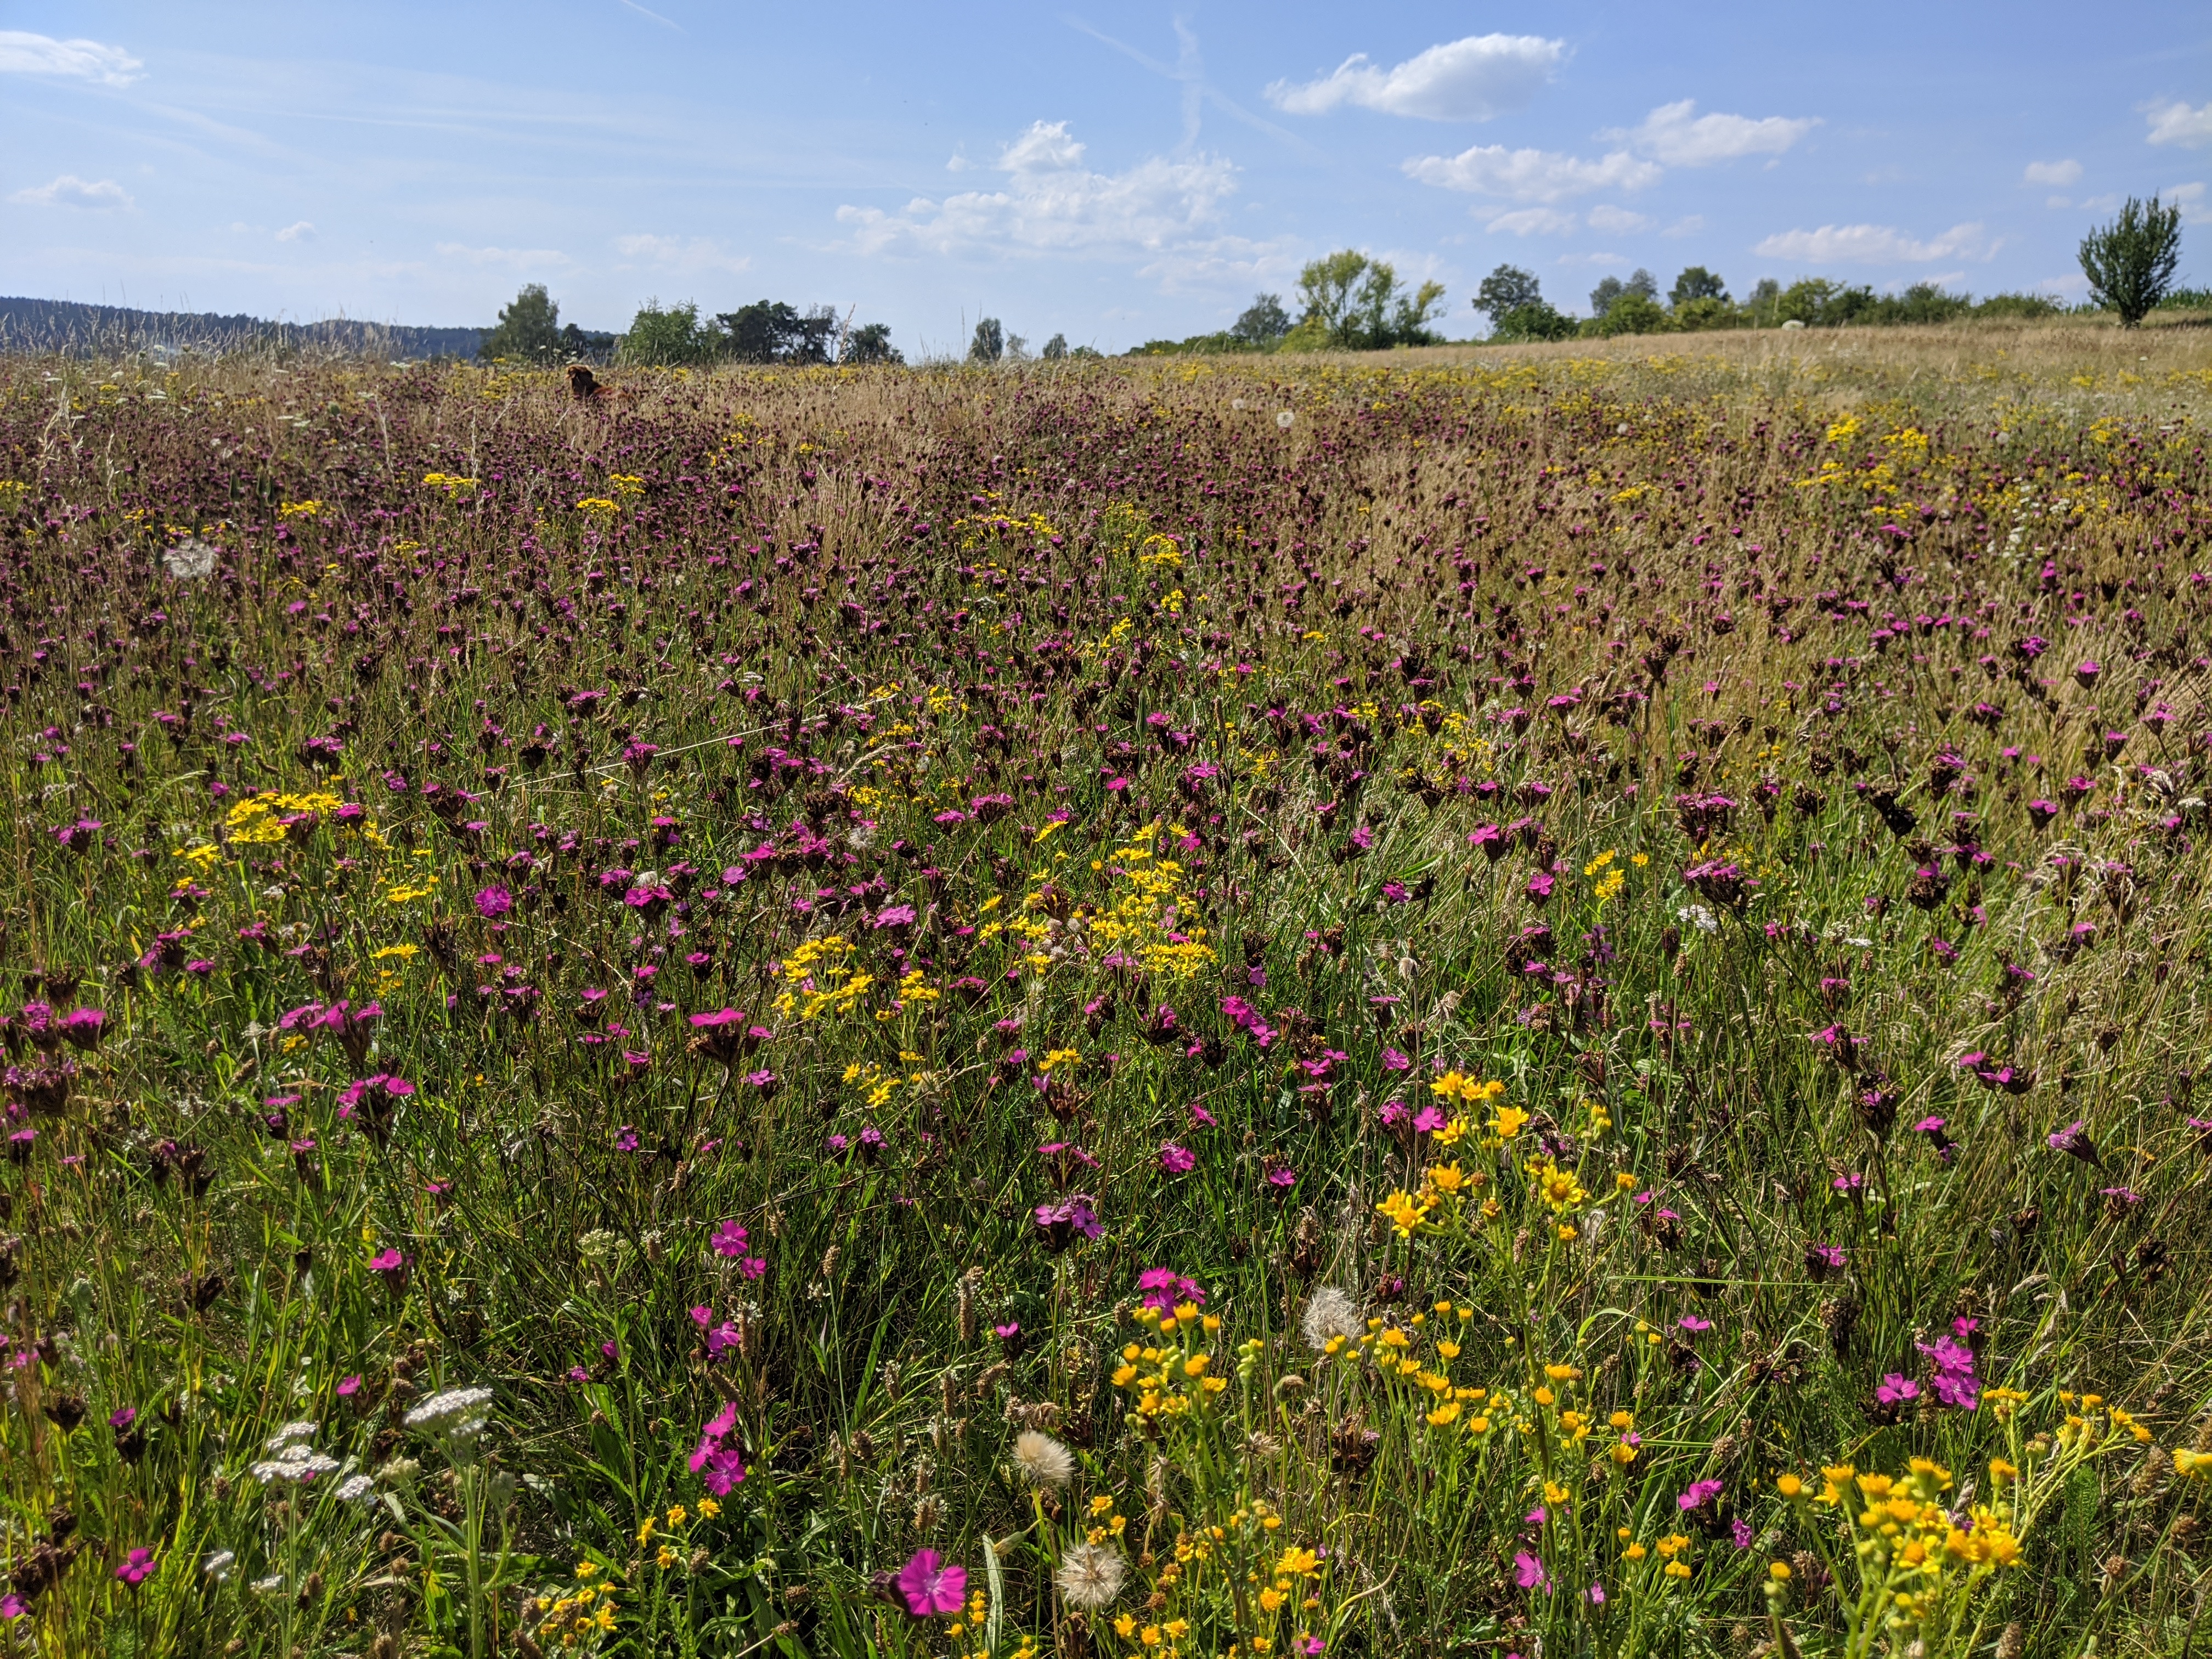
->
[[2, 318, 2212, 1659]]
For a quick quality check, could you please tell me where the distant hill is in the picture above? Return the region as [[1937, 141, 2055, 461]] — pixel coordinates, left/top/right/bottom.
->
[[0, 297, 482, 360]]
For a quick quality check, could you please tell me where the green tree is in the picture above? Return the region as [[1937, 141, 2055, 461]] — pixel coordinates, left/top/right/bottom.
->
[[969, 318, 1005, 363], [2079, 195, 2185, 325], [1668, 266, 1727, 308], [1487, 300, 1578, 343], [843, 323, 902, 365], [1293, 251, 1446, 349], [478, 283, 563, 363], [1586, 290, 1672, 337], [1041, 333, 1069, 360], [619, 299, 720, 366], [1230, 294, 1292, 345], [1672, 296, 1738, 332], [1475, 264, 1543, 322], [1745, 277, 1782, 327], [1590, 268, 1657, 318]]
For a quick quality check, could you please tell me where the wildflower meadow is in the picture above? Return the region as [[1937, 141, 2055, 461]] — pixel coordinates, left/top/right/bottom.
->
[[2, 325, 2211, 1658]]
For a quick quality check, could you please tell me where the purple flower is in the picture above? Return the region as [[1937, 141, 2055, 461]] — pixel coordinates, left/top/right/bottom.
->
[[896, 1548, 967, 1617], [368, 1248, 407, 1274], [1731, 1519, 1754, 1550], [1137, 1266, 1204, 1311], [1031, 1195, 1101, 1252], [689, 1400, 747, 1494], [1916, 1331, 1980, 1410], [115, 1547, 156, 1587], [474, 884, 512, 919], [1267, 1166, 1297, 1191], [1381, 1047, 1411, 1072], [1875, 1374, 1920, 1406], [1677, 1314, 1713, 1335], [1513, 1550, 1551, 1592], [1158, 1141, 1196, 1175], [1677, 1479, 1724, 1512], [2046, 1120, 2097, 1162]]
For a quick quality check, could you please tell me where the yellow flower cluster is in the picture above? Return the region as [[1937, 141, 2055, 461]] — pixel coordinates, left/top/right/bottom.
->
[[1111, 1301, 1228, 1418], [224, 791, 345, 846], [771, 936, 872, 1023]]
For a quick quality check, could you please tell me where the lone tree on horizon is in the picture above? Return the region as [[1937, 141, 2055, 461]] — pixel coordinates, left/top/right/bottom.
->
[[2079, 196, 2184, 326]]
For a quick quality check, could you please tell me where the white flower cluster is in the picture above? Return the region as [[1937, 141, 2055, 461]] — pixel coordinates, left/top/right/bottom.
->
[[404, 1385, 494, 1441], [250, 1421, 340, 1486], [163, 538, 217, 580]]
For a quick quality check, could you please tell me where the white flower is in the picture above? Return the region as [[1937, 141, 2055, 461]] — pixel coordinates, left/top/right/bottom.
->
[[1299, 1286, 1362, 1353], [250, 1441, 340, 1485], [1013, 1429, 1074, 1488], [405, 1385, 494, 1440], [335, 1472, 377, 1503], [202, 1550, 236, 1581], [1275, 410, 1295, 429], [163, 539, 217, 580], [1055, 1542, 1128, 1610], [264, 1420, 319, 1453], [250, 1574, 286, 1595], [1676, 902, 1718, 934]]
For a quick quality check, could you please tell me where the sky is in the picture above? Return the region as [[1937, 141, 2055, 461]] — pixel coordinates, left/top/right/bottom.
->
[[2, 2, 2208, 355]]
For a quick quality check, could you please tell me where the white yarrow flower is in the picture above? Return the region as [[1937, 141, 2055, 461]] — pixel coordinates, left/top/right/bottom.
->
[[335, 1472, 377, 1503]]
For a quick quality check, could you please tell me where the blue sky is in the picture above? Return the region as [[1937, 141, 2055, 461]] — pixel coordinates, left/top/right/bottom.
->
[[2, 2, 2208, 353]]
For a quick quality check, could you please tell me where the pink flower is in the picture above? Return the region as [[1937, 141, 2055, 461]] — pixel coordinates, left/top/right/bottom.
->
[[895, 1548, 967, 1617], [1137, 1266, 1204, 1311], [474, 884, 512, 919], [115, 1547, 156, 1587], [1677, 1479, 1724, 1511], [1513, 1550, 1550, 1592], [1158, 1142, 1196, 1175], [337, 1375, 363, 1397], [368, 1248, 406, 1273]]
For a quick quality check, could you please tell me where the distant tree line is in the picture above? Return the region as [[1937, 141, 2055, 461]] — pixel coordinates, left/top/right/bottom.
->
[[476, 285, 902, 368], [1467, 263, 2067, 343]]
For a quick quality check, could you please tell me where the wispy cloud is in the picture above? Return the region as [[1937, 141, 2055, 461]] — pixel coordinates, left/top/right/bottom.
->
[[613, 234, 750, 275], [1585, 204, 1651, 234], [435, 242, 572, 268], [1266, 35, 1564, 122], [2023, 159, 2081, 186], [9, 174, 134, 210], [1065, 18, 1308, 152], [1661, 215, 1706, 238], [1486, 207, 1576, 235], [1406, 144, 1659, 202], [613, 0, 684, 29], [275, 221, 315, 242], [2146, 100, 2212, 149], [0, 30, 143, 87], [1616, 100, 1816, 166], [1752, 222, 1992, 264]]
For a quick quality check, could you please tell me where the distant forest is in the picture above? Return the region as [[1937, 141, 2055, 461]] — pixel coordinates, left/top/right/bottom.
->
[[0, 298, 482, 360]]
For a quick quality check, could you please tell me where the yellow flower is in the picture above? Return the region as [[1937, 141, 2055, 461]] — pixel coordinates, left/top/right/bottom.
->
[[1425, 1161, 1468, 1195], [1426, 1402, 1461, 1427], [1376, 1190, 1429, 1238], [1491, 1105, 1530, 1138], [1115, 1615, 1138, 1639], [1274, 1547, 1319, 1577]]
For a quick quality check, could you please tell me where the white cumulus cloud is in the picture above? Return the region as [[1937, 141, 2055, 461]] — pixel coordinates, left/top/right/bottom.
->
[[1265, 34, 1564, 122], [1406, 144, 1660, 202], [1661, 215, 1706, 238], [1617, 100, 1816, 166], [275, 221, 315, 243], [2170, 181, 2207, 223], [1585, 204, 1651, 234], [9, 174, 133, 210], [1752, 222, 1991, 264], [1487, 207, 1577, 235], [2146, 100, 2212, 148], [836, 120, 1242, 271], [436, 242, 573, 269], [0, 30, 142, 86], [2023, 159, 2081, 186]]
